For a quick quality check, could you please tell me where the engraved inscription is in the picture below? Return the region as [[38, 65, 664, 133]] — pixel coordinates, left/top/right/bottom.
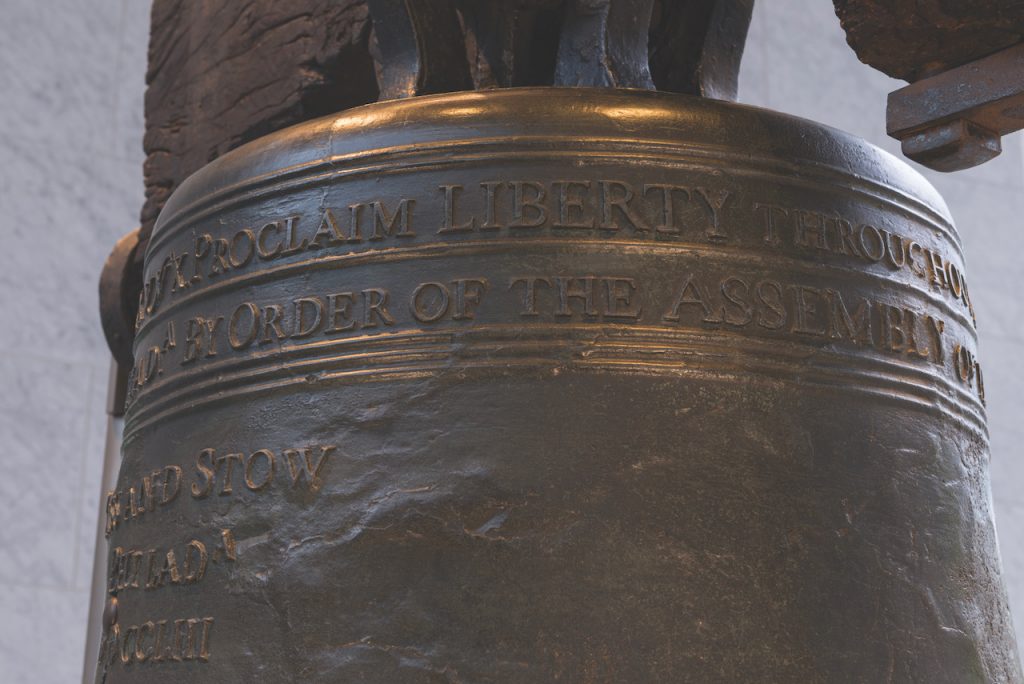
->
[[105, 444, 335, 535], [101, 616, 214, 667], [105, 466, 182, 535], [439, 180, 730, 237], [103, 443, 335, 670], [225, 289, 395, 351], [410, 278, 489, 323], [190, 445, 335, 498], [136, 198, 416, 324], [108, 530, 236, 593], [658, 274, 946, 365], [509, 276, 642, 320], [127, 264, 980, 404], [136, 179, 735, 324], [126, 178, 983, 416], [756, 202, 975, 319], [954, 343, 986, 403]]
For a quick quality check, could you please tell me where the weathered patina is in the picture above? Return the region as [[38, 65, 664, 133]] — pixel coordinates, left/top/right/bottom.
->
[[98, 88, 1019, 682], [94, 2, 1021, 681]]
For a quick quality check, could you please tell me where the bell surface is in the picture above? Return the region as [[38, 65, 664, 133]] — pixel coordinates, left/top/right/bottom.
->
[[99, 88, 1020, 682]]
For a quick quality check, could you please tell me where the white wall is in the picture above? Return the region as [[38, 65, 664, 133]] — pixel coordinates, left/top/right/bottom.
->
[[0, 1, 1020, 681], [0, 1, 148, 682]]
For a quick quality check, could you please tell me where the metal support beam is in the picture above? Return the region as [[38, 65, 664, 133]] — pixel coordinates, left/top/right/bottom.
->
[[888, 42, 1024, 172]]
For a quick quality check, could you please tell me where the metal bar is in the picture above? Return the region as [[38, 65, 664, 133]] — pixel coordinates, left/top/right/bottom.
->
[[81, 360, 127, 683], [367, 0, 471, 100], [554, 0, 656, 88], [648, 0, 755, 100]]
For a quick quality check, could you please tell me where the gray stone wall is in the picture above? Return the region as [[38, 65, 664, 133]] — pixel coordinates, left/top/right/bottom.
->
[[0, 1, 1020, 680]]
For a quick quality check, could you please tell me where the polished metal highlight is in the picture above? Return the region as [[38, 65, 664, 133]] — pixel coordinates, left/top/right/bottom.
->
[[98, 89, 1020, 682]]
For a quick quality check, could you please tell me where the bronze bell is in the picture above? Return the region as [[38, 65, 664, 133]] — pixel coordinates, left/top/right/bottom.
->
[[96, 3, 1021, 682]]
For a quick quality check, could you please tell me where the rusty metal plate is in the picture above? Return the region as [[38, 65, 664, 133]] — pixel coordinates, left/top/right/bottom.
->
[[97, 89, 1019, 682]]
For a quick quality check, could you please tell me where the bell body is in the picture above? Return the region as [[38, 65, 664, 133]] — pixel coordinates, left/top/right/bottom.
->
[[99, 89, 1020, 682]]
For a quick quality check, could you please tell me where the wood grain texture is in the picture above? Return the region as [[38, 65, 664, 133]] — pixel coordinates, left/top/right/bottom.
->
[[141, 0, 378, 247], [834, 0, 1024, 82]]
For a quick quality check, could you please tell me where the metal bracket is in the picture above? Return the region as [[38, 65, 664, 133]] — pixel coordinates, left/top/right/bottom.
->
[[887, 41, 1024, 172], [365, 0, 754, 100]]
